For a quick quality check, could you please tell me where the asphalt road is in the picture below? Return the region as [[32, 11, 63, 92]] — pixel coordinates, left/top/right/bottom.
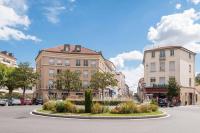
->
[[0, 105, 200, 133]]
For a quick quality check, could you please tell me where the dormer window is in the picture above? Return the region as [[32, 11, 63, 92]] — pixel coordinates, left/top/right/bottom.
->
[[64, 44, 70, 52], [75, 45, 81, 52]]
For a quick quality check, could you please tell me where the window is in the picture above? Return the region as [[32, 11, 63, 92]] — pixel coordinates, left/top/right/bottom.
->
[[189, 53, 191, 59], [189, 78, 192, 87], [189, 65, 191, 73], [76, 59, 81, 66], [150, 77, 156, 86], [83, 80, 89, 88], [160, 50, 165, 58], [169, 61, 175, 71], [83, 70, 89, 78], [57, 69, 62, 74], [64, 59, 70, 66], [160, 61, 165, 72], [152, 51, 155, 58], [49, 69, 55, 77], [84, 60, 88, 66], [48, 80, 54, 89], [91, 60, 97, 67], [159, 77, 165, 85], [150, 62, 156, 72], [170, 49, 174, 56], [49, 58, 55, 65], [57, 59, 62, 65]]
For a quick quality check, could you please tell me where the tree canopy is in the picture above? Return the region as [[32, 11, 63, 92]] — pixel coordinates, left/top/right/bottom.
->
[[55, 70, 82, 92], [196, 73, 200, 85], [167, 78, 180, 101]]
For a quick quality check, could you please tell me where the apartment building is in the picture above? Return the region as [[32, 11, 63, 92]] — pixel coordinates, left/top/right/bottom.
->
[[115, 72, 127, 97], [0, 51, 17, 67], [35, 44, 117, 100], [142, 46, 197, 105]]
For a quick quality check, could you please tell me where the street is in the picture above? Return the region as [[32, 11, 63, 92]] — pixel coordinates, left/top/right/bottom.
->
[[0, 105, 200, 133]]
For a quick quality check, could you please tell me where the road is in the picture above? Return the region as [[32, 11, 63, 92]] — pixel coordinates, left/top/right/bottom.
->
[[0, 105, 200, 133]]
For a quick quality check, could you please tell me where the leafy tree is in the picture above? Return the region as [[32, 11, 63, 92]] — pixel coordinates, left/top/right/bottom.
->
[[54, 70, 82, 92], [3, 67, 18, 98], [90, 72, 117, 100], [0, 63, 7, 87], [167, 78, 180, 101], [196, 73, 200, 85], [14, 62, 38, 99]]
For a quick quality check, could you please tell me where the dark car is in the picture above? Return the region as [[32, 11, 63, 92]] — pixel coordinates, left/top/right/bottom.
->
[[35, 98, 43, 105], [158, 98, 168, 107], [0, 99, 7, 106]]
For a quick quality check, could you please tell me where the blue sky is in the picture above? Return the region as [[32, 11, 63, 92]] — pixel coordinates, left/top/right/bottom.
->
[[0, 0, 200, 90]]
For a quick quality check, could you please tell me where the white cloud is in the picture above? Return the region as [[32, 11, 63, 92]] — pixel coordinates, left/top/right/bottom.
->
[[109, 51, 144, 91], [44, 0, 76, 24], [0, 0, 41, 42], [175, 3, 181, 10], [147, 8, 200, 53], [109, 50, 143, 68], [190, 0, 200, 5], [45, 6, 66, 24], [120, 64, 144, 92]]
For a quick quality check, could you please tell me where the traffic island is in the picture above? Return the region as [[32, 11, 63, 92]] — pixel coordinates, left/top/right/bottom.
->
[[32, 109, 167, 119]]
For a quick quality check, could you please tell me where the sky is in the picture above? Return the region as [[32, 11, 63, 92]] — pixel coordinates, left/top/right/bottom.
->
[[0, 0, 200, 92]]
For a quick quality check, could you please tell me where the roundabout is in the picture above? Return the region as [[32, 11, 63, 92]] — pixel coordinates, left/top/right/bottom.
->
[[32, 109, 167, 119]]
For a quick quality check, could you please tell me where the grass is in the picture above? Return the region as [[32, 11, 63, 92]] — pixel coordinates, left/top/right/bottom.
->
[[36, 109, 163, 117]]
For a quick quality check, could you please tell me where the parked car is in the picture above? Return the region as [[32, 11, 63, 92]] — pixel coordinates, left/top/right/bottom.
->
[[158, 98, 168, 107], [8, 98, 21, 106], [0, 99, 7, 106], [20, 98, 33, 105], [24, 98, 32, 105], [35, 98, 43, 105]]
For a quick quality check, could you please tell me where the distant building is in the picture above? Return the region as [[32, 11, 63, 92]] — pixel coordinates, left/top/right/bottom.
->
[[142, 46, 198, 105], [115, 72, 126, 97], [35, 44, 118, 100], [0, 51, 17, 67]]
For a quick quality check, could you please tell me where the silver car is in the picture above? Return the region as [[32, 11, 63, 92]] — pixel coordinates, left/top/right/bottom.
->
[[0, 99, 7, 106]]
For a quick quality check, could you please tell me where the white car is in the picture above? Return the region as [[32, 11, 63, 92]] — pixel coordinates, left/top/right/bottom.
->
[[0, 99, 7, 106]]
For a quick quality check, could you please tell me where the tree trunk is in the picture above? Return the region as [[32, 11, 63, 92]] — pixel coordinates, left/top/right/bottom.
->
[[8, 88, 13, 100], [22, 87, 26, 99]]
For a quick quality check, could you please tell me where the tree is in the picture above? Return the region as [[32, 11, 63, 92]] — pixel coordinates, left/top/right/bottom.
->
[[0, 63, 7, 87], [3, 67, 18, 98], [85, 89, 92, 113], [54, 70, 82, 93], [196, 73, 200, 85], [14, 62, 38, 99], [90, 72, 117, 100], [167, 78, 180, 101]]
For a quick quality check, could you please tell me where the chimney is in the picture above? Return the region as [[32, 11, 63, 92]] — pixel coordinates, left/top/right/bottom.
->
[[8, 53, 13, 57], [75, 45, 81, 52], [64, 44, 70, 52]]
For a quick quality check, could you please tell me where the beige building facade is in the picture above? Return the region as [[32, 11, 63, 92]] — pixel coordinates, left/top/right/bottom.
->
[[35, 44, 118, 100], [0, 51, 17, 67], [143, 46, 197, 105]]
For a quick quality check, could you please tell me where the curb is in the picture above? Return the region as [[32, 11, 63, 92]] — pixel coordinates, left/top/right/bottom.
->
[[32, 110, 168, 120]]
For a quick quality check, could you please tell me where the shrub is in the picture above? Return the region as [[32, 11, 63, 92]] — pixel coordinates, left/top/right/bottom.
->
[[76, 108, 85, 113], [91, 103, 104, 114], [85, 89, 92, 113], [150, 99, 158, 105], [42, 100, 56, 112], [55, 101, 65, 113], [110, 101, 138, 114], [64, 100, 77, 113], [138, 104, 151, 113], [150, 104, 158, 112]]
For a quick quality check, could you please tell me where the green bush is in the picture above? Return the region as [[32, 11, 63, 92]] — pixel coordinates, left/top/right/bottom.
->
[[55, 101, 65, 113], [111, 101, 138, 114], [150, 104, 158, 112], [91, 103, 104, 114], [76, 108, 85, 113], [138, 104, 151, 113], [64, 100, 77, 113], [150, 99, 158, 105], [85, 89, 92, 113], [42, 100, 56, 112]]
